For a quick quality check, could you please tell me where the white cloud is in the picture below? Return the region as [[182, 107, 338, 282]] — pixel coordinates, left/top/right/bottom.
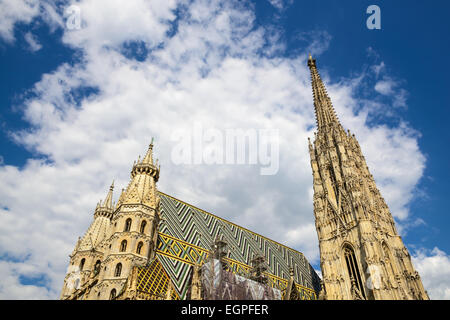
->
[[284, 223, 319, 262], [0, 0, 432, 299], [0, 0, 66, 44], [0, 260, 55, 299], [267, 0, 293, 11], [24, 32, 42, 51], [412, 247, 450, 300], [374, 75, 407, 108], [0, 0, 40, 42], [374, 78, 395, 95], [62, 0, 177, 50]]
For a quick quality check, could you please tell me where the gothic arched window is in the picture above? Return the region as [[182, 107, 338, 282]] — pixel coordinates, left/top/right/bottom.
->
[[343, 245, 366, 299], [114, 263, 122, 277], [94, 260, 101, 275], [120, 240, 127, 252], [136, 242, 143, 255], [79, 258, 85, 271], [124, 218, 132, 232], [140, 220, 147, 234], [110, 289, 116, 300]]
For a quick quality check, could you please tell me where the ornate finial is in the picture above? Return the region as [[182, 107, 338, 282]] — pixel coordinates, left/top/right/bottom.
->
[[307, 53, 316, 68], [110, 180, 114, 191]]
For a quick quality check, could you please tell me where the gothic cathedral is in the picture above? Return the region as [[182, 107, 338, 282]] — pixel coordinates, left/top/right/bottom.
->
[[307, 55, 428, 300], [60, 56, 428, 300]]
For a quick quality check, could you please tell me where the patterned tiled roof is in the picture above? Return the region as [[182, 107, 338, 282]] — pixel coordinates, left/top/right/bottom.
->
[[152, 191, 321, 299]]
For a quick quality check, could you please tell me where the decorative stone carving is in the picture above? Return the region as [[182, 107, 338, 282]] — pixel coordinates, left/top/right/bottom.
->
[[307, 55, 429, 300]]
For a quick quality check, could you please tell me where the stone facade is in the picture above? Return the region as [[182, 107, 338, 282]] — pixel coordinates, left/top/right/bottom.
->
[[60, 56, 429, 300], [60, 143, 161, 300], [60, 141, 320, 300], [307, 55, 428, 300]]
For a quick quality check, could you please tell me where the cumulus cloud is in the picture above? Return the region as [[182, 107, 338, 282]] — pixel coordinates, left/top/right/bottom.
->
[[0, 0, 66, 44], [0, 0, 436, 299], [0, 260, 55, 299], [0, 0, 40, 42], [412, 247, 450, 300]]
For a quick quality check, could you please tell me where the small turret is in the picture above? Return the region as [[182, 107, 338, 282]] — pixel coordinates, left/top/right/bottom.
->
[[131, 138, 160, 182], [121, 139, 161, 207], [94, 181, 115, 219]]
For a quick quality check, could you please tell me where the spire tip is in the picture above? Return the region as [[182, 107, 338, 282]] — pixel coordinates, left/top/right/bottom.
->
[[150, 137, 154, 149], [307, 53, 316, 68]]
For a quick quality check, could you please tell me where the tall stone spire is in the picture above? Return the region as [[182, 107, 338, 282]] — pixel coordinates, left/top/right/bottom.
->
[[308, 54, 341, 130], [308, 57, 428, 300]]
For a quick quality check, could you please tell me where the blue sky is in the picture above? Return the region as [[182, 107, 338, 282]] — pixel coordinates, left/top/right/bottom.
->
[[0, 0, 449, 299]]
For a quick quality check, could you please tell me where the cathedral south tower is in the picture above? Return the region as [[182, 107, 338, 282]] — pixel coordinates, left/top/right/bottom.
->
[[307, 55, 428, 300]]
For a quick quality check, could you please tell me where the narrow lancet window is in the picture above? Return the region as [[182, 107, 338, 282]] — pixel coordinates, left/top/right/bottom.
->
[[114, 263, 122, 277], [124, 218, 132, 232], [343, 245, 365, 299], [140, 220, 147, 233], [120, 240, 127, 252], [110, 289, 116, 300], [136, 242, 143, 254], [79, 258, 85, 271]]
